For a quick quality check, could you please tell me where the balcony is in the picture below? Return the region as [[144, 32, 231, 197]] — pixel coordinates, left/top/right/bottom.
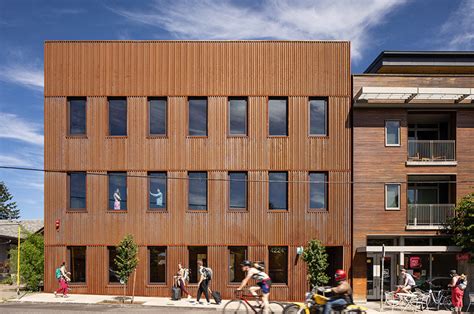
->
[[407, 204, 455, 230], [407, 140, 456, 165]]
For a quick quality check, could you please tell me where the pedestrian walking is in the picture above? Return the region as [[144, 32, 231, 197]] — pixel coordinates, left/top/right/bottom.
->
[[195, 260, 211, 305], [54, 262, 71, 298], [175, 263, 192, 300], [448, 269, 466, 314]]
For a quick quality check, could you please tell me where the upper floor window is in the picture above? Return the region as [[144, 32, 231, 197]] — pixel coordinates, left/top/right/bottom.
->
[[109, 172, 127, 210], [188, 97, 207, 136], [109, 97, 127, 136], [68, 172, 86, 211], [269, 246, 288, 284], [229, 246, 247, 283], [149, 172, 167, 211], [188, 172, 207, 210], [149, 98, 167, 136], [268, 97, 288, 136], [310, 172, 327, 210], [385, 120, 400, 146], [309, 98, 327, 136], [229, 97, 247, 136], [229, 172, 247, 210], [269, 172, 288, 210], [68, 246, 86, 283], [149, 246, 167, 284], [68, 97, 86, 135], [385, 183, 400, 210]]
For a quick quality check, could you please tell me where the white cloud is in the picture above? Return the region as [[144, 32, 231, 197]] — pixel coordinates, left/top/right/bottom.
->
[[0, 113, 44, 145], [110, 0, 406, 60], [440, 0, 474, 50], [0, 154, 32, 167], [0, 64, 43, 91]]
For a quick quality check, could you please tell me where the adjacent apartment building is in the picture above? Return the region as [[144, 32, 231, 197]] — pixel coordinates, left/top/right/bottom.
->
[[44, 41, 352, 300], [352, 51, 474, 301]]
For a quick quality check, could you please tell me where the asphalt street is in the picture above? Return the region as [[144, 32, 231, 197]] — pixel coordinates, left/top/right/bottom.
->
[[0, 302, 218, 313]]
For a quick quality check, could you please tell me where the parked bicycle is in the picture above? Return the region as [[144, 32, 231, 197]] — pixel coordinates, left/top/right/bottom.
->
[[223, 290, 285, 313], [424, 288, 453, 311]]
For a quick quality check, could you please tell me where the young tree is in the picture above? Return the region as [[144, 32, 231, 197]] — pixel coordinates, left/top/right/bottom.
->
[[8, 232, 44, 291], [301, 239, 330, 289], [0, 181, 20, 220], [114, 234, 139, 302], [445, 192, 473, 261]]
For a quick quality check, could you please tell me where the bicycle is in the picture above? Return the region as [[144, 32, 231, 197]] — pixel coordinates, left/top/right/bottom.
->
[[420, 288, 453, 311], [223, 290, 285, 313]]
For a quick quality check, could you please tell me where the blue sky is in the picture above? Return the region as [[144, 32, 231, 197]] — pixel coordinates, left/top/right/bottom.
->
[[0, 0, 473, 219]]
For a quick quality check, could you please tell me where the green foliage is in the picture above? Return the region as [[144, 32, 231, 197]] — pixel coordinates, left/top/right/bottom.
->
[[8, 232, 44, 291], [301, 239, 330, 288], [0, 181, 20, 220], [114, 234, 139, 284], [445, 192, 474, 260]]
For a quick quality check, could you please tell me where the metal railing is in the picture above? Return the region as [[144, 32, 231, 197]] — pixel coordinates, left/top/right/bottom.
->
[[407, 140, 456, 162], [407, 204, 455, 227]]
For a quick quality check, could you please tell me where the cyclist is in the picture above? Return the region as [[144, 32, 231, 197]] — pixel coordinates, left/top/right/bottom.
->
[[237, 260, 272, 313], [323, 269, 352, 314]]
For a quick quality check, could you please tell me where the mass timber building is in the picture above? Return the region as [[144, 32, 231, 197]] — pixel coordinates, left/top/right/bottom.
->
[[44, 41, 352, 300]]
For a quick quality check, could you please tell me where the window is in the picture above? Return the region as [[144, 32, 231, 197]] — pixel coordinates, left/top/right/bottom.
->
[[149, 98, 167, 135], [149, 172, 167, 210], [309, 172, 327, 210], [385, 184, 400, 210], [188, 246, 207, 283], [188, 97, 207, 136], [68, 97, 86, 135], [229, 246, 247, 283], [109, 172, 127, 210], [385, 120, 400, 146], [68, 172, 86, 210], [229, 97, 247, 135], [269, 172, 288, 210], [269, 246, 288, 284], [229, 172, 247, 210], [68, 246, 86, 283], [108, 247, 120, 283], [188, 172, 207, 210], [309, 98, 327, 136], [109, 98, 127, 136], [149, 246, 166, 284], [268, 98, 288, 136]]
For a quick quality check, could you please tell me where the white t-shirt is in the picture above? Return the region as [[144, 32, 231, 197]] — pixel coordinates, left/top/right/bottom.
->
[[405, 273, 416, 286]]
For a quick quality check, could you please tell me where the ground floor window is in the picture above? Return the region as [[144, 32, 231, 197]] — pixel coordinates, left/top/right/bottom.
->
[[188, 246, 207, 283], [67, 246, 86, 283], [149, 246, 166, 284], [108, 247, 120, 283], [268, 246, 288, 284], [229, 246, 247, 283]]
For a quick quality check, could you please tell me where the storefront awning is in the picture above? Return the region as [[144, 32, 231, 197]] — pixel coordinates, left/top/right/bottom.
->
[[355, 87, 474, 102], [358, 246, 462, 253]]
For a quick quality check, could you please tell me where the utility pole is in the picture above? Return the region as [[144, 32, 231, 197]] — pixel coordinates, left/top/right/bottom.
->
[[380, 244, 385, 311], [17, 224, 21, 296]]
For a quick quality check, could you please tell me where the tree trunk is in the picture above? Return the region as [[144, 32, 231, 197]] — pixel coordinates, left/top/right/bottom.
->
[[131, 269, 137, 304], [123, 283, 126, 304]]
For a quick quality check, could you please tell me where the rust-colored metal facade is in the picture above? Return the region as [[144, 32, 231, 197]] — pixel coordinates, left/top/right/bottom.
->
[[44, 41, 352, 300]]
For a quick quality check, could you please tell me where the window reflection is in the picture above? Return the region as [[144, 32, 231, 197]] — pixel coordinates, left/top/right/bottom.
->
[[149, 172, 167, 210], [229, 97, 247, 135], [269, 172, 287, 210], [269, 98, 288, 136], [149, 98, 167, 135], [229, 172, 247, 210], [109, 98, 127, 136], [69, 98, 86, 135], [189, 172, 207, 210], [189, 98, 207, 136], [310, 172, 327, 210], [109, 172, 127, 210], [309, 98, 327, 135], [69, 172, 86, 210]]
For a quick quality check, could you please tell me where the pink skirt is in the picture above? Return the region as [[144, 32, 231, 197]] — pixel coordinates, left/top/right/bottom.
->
[[114, 200, 121, 210], [451, 286, 464, 307]]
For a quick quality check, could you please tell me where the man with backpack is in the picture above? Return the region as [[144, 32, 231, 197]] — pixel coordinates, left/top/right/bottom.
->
[[54, 262, 71, 297], [195, 260, 211, 305]]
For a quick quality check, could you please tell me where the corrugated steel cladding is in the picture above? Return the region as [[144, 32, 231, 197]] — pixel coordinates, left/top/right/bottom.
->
[[44, 41, 351, 300]]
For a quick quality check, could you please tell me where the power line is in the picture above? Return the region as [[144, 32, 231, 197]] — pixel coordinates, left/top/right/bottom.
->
[[1, 165, 472, 185]]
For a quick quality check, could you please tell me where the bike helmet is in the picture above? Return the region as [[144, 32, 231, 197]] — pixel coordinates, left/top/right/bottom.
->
[[335, 269, 347, 282], [240, 260, 252, 267]]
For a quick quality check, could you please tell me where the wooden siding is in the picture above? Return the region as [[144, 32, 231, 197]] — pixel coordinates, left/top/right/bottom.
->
[[352, 74, 474, 300], [44, 41, 351, 301]]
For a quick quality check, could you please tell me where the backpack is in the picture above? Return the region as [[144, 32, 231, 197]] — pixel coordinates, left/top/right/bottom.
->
[[182, 268, 190, 282], [457, 277, 467, 290], [203, 267, 213, 280], [55, 267, 62, 279]]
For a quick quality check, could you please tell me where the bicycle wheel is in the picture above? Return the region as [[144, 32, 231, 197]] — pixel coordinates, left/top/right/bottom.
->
[[282, 303, 304, 314], [267, 301, 285, 313], [223, 299, 249, 313], [442, 295, 454, 311]]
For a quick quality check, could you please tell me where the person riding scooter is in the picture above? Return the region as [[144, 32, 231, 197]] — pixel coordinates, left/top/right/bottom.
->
[[323, 269, 352, 314]]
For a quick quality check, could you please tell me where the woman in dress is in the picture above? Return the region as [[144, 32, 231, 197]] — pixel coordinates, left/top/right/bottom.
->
[[113, 188, 121, 210], [448, 269, 464, 314]]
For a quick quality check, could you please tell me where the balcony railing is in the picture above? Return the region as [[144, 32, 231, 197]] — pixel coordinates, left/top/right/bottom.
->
[[407, 204, 455, 227], [407, 140, 456, 162]]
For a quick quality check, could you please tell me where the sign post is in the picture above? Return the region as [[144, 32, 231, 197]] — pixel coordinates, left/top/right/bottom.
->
[[380, 244, 385, 311]]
